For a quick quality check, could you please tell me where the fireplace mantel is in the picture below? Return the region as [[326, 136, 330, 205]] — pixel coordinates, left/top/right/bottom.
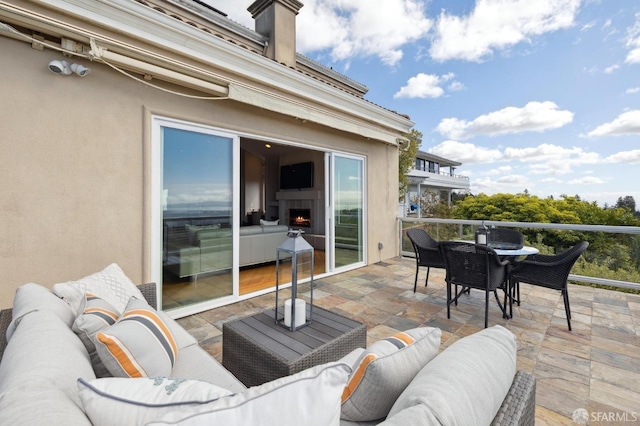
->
[[276, 190, 323, 201]]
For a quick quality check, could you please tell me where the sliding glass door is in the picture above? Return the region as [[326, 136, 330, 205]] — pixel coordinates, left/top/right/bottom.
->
[[152, 117, 238, 315], [329, 153, 366, 269]]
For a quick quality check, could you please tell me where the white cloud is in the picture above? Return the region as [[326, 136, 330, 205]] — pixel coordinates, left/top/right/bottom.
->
[[587, 110, 640, 136], [626, 87, 640, 94], [471, 176, 531, 194], [503, 144, 584, 162], [207, 1, 431, 67], [581, 20, 596, 32], [203, 1, 254, 28], [486, 165, 512, 176], [295, 0, 432, 66], [568, 176, 605, 184], [448, 81, 465, 91], [496, 175, 529, 186], [429, 0, 581, 62], [625, 13, 640, 64], [504, 144, 600, 175], [605, 149, 640, 164], [394, 72, 457, 99], [435, 101, 574, 139], [604, 64, 620, 73], [430, 141, 601, 177], [428, 140, 502, 163]]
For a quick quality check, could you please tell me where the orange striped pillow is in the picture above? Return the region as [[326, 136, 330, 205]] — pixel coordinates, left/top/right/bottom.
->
[[340, 327, 441, 422], [95, 297, 177, 378], [72, 293, 121, 377]]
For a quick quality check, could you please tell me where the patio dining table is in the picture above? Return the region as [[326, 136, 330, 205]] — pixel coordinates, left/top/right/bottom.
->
[[489, 243, 539, 257], [451, 241, 539, 319]]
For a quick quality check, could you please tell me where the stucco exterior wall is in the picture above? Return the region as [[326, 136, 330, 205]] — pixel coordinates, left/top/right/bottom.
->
[[0, 36, 399, 308]]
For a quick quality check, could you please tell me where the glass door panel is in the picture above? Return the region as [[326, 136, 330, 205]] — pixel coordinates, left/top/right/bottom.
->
[[332, 154, 365, 269], [161, 126, 234, 311]]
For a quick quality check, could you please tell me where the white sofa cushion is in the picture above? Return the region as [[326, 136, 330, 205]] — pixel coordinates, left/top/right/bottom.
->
[[95, 297, 178, 378], [340, 327, 441, 422], [170, 344, 247, 393], [53, 263, 144, 314], [148, 362, 351, 426], [384, 325, 517, 426], [78, 377, 232, 426], [0, 310, 95, 426], [5, 282, 76, 341]]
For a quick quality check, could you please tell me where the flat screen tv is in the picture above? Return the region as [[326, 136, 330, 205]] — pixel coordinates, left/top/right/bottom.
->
[[280, 161, 314, 190]]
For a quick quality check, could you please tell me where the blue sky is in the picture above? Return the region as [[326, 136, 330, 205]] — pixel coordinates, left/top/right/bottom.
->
[[211, 0, 640, 208]]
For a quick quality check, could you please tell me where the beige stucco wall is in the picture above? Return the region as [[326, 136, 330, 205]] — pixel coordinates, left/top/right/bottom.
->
[[0, 35, 399, 308]]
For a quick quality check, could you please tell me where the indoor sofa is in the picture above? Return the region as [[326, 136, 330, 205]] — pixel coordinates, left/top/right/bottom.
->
[[164, 223, 290, 278], [0, 265, 535, 425]]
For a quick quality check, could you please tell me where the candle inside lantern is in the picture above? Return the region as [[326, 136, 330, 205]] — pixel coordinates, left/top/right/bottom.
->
[[284, 298, 306, 328]]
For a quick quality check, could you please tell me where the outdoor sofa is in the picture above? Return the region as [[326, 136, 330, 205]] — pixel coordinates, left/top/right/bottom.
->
[[0, 264, 535, 425]]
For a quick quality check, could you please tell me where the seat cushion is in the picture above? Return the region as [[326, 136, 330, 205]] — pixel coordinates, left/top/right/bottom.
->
[[340, 327, 441, 422], [171, 344, 247, 393], [384, 325, 517, 426]]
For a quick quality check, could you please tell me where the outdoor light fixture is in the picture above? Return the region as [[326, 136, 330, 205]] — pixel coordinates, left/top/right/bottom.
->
[[475, 222, 490, 245], [48, 60, 90, 77], [274, 230, 314, 331]]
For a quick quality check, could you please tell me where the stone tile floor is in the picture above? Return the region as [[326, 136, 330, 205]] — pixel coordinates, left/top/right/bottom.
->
[[177, 256, 640, 425]]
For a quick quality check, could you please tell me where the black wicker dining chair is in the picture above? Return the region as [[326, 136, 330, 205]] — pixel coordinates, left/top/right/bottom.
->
[[406, 228, 445, 293], [510, 241, 589, 331], [438, 241, 511, 328]]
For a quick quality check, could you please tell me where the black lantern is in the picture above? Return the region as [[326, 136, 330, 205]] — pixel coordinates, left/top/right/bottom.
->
[[274, 230, 314, 331], [475, 222, 490, 245]]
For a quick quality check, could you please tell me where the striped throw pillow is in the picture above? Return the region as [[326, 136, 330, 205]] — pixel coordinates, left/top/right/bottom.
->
[[72, 293, 121, 377], [340, 327, 441, 422], [95, 297, 178, 378]]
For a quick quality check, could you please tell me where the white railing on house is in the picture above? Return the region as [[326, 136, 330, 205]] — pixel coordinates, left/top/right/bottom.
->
[[399, 217, 640, 292]]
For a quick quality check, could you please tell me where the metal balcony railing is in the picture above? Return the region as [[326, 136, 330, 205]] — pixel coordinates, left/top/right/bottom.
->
[[399, 217, 640, 292]]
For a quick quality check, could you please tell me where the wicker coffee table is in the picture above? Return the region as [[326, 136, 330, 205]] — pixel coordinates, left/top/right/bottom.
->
[[222, 306, 366, 387]]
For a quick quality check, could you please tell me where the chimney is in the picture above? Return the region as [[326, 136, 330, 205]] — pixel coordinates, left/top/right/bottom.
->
[[248, 0, 303, 67]]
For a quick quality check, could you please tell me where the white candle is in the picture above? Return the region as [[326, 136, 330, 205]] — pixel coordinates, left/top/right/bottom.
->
[[284, 298, 306, 328]]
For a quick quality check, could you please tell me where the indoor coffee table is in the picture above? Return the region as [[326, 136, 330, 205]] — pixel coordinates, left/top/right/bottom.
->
[[222, 306, 366, 387]]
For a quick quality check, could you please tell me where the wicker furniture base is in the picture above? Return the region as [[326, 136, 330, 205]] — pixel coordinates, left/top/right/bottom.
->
[[222, 306, 366, 387]]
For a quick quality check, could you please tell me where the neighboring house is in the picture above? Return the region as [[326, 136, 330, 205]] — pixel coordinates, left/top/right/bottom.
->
[[401, 150, 470, 217], [0, 0, 413, 316]]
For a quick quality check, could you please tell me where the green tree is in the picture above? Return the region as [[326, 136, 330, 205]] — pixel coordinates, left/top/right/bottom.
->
[[615, 195, 636, 213], [398, 129, 420, 201]]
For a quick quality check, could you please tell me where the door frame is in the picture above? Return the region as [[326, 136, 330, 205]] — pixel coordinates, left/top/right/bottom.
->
[[151, 115, 240, 318]]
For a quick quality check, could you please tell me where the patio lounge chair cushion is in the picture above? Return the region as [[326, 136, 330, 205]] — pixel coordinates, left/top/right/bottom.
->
[[340, 327, 442, 422], [95, 297, 178, 378], [78, 377, 233, 426], [72, 293, 121, 377], [5, 282, 76, 341], [147, 362, 351, 426], [53, 263, 145, 314], [384, 325, 516, 426]]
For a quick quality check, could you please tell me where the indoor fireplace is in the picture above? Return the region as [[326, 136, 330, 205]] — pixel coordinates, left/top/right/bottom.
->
[[289, 208, 311, 228]]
